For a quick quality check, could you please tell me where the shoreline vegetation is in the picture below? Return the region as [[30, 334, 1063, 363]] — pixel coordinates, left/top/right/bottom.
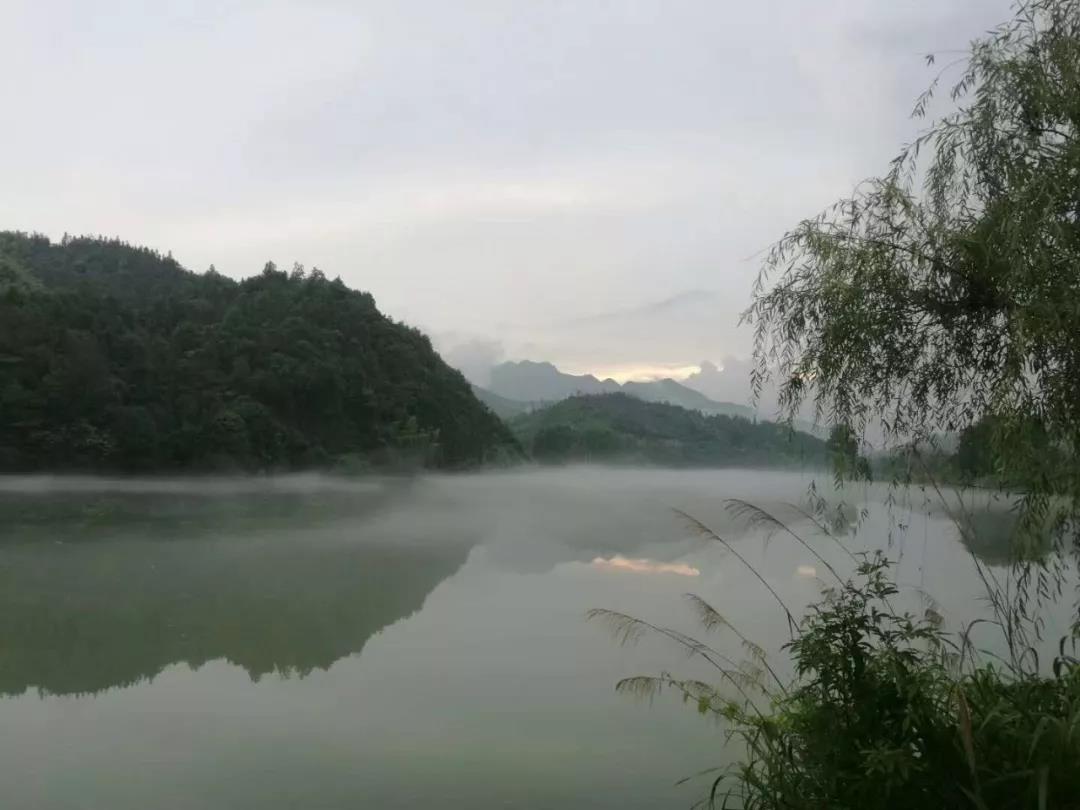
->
[[508, 393, 828, 469]]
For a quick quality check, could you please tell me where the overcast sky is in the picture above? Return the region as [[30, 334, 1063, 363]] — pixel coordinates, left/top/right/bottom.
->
[[2, 0, 1011, 385]]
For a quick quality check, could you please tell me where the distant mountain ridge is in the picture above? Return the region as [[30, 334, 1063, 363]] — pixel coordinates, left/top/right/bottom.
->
[[487, 360, 755, 419], [489, 360, 619, 401]]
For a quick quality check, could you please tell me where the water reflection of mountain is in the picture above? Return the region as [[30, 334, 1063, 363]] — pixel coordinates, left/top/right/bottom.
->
[[0, 489, 470, 697]]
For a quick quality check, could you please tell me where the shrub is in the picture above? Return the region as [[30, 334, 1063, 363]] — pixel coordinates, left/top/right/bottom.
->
[[592, 522, 1080, 809]]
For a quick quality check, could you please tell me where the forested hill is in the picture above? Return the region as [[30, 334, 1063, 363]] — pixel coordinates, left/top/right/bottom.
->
[[0, 232, 519, 472], [510, 393, 826, 468]]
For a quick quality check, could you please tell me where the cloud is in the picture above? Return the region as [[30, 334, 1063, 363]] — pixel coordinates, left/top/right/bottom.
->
[[682, 357, 757, 405], [436, 335, 506, 387], [562, 289, 717, 327], [571, 363, 703, 384], [682, 356, 827, 429]]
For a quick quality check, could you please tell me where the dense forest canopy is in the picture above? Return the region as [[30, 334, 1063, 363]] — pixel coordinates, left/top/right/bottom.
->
[[511, 392, 826, 468], [0, 232, 519, 472]]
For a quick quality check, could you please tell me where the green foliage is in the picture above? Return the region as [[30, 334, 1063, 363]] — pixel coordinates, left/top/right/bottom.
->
[[512, 393, 827, 467], [955, 418, 999, 483], [0, 232, 519, 471], [826, 424, 871, 482], [719, 556, 1080, 810], [744, 0, 1080, 522], [597, 543, 1080, 809]]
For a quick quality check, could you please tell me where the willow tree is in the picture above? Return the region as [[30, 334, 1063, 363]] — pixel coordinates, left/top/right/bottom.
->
[[745, 0, 1080, 556]]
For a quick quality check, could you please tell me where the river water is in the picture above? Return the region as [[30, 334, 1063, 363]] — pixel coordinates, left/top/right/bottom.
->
[[0, 467, 1064, 809]]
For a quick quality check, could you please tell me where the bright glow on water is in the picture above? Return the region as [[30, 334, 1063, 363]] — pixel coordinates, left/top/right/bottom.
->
[[591, 555, 701, 576]]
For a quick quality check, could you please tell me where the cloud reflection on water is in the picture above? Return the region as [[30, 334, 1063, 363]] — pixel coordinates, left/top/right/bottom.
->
[[590, 555, 700, 577]]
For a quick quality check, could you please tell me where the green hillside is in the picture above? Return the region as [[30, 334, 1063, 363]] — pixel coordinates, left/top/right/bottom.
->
[[0, 231, 519, 472], [510, 393, 826, 468], [471, 385, 530, 420]]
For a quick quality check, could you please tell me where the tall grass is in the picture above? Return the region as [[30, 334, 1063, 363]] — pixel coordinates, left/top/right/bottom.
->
[[589, 500, 1080, 809]]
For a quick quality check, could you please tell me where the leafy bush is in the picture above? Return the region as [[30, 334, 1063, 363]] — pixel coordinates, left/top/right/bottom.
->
[[720, 556, 1080, 809], [592, 511, 1080, 809]]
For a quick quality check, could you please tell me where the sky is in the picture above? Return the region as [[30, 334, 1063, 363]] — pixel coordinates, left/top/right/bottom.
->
[[2, 0, 1012, 390]]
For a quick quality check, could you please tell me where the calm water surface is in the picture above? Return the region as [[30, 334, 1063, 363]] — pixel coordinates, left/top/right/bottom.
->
[[0, 468, 1057, 809]]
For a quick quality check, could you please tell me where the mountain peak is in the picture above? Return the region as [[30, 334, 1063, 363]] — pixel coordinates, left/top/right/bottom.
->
[[508, 360, 558, 371], [489, 360, 754, 419]]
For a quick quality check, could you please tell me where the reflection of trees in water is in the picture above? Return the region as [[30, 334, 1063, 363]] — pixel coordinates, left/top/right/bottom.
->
[[0, 492, 469, 697], [0, 485, 412, 540], [956, 509, 1061, 567], [958, 510, 1019, 566], [786, 490, 1056, 569]]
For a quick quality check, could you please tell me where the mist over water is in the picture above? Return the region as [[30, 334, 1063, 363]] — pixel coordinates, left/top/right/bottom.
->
[[0, 468, 1064, 809]]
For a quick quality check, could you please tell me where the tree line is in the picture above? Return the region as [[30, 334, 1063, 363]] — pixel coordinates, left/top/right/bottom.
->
[[511, 392, 828, 467]]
